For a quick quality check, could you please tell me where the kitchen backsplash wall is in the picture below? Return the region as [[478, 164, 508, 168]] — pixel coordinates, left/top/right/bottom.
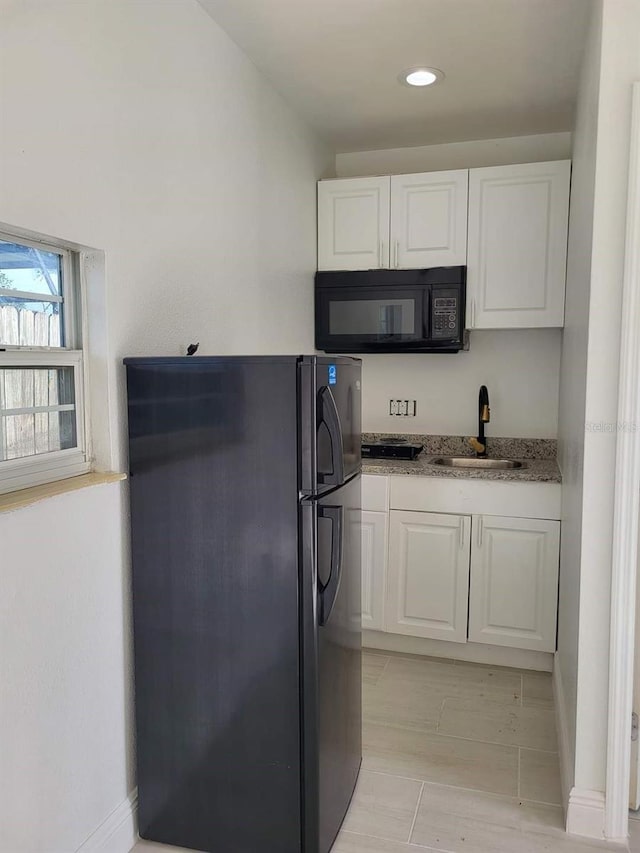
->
[[336, 132, 568, 441], [360, 328, 562, 438]]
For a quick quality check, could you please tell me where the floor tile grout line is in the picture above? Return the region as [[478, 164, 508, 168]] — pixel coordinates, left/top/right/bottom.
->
[[517, 744, 561, 756], [361, 768, 537, 804], [367, 648, 538, 677], [367, 648, 554, 681], [369, 689, 527, 706], [517, 747, 521, 799], [367, 722, 559, 754], [340, 828, 456, 852], [362, 767, 515, 796], [380, 655, 392, 678], [431, 695, 554, 712], [353, 767, 565, 811], [407, 781, 425, 843]]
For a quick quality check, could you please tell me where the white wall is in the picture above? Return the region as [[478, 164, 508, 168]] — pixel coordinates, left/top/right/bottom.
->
[[338, 133, 570, 439], [556, 0, 640, 825], [0, 1, 331, 851], [0, 483, 130, 853], [556, 0, 602, 796], [574, 0, 640, 799], [335, 132, 572, 177], [0, 0, 332, 468], [362, 329, 561, 438]]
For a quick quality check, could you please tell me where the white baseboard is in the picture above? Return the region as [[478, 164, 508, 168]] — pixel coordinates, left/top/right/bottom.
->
[[552, 651, 573, 815], [76, 789, 138, 853], [363, 630, 553, 671], [548, 658, 623, 846], [566, 788, 606, 841]]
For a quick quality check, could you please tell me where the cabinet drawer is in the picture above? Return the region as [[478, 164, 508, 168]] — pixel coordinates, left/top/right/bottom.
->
[[362, 474, 389, 512], [389, 475, 561, 520]]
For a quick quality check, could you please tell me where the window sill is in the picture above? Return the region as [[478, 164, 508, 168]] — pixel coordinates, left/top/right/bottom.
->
[[0, 471, 127, 514]]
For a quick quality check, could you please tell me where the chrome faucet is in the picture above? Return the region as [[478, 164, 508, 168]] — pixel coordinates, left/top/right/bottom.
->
[[469, 385, 490, 457]]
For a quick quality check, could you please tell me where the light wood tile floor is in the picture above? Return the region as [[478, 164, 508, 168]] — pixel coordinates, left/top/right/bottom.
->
[[131, 650, 625, 853], [630, 809, 640, 852]]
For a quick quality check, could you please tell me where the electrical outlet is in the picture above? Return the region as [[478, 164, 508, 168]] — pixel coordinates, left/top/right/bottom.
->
[[389, 399, 417, 416]]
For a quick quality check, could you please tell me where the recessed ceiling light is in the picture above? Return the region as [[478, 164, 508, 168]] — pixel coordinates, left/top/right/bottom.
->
[[399, 67, 444, 87]]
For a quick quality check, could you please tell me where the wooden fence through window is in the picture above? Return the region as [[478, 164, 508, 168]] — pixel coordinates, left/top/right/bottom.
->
[[0, 305, 63, 461]]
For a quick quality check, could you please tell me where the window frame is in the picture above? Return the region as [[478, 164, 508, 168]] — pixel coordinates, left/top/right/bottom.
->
[[0, 230, 90, 495]]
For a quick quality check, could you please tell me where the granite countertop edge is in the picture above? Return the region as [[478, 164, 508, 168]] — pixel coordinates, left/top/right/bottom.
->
[[361, 433, 562, 484]]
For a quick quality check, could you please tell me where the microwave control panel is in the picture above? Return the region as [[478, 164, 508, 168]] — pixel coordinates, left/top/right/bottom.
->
[[431, 288, 461, 339]]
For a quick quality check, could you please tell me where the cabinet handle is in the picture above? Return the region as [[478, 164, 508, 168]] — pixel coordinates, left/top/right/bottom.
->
[[394, 240, 399, 269], [459, 517, 464, 548], [471, 298, 476, 329], [477, 516, 483, 547], [379, 240, 383, 268]]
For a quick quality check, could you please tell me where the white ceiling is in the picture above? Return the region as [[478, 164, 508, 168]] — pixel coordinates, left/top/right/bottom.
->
[[198, 0, 591, 153]]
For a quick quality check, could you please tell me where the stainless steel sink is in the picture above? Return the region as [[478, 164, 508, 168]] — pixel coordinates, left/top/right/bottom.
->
[[430, 456, 527, 470]]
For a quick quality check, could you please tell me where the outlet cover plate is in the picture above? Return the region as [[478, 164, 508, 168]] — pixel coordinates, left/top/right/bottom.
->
[[389, 399, 416, 416]]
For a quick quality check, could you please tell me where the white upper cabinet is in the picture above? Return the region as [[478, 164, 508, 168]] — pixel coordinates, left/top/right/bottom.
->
[[317, 176, 390, 270], [390, 170, 468, 268], [466, 160, 571, 329], [317, 170, 468, 271], [467, 515, 560, 652]]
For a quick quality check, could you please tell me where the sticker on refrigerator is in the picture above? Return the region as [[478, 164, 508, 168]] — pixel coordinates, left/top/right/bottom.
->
[[328, 364, 337, 385]]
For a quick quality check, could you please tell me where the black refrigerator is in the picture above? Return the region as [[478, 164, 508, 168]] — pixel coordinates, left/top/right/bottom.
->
[[124, 355, 362, 853]]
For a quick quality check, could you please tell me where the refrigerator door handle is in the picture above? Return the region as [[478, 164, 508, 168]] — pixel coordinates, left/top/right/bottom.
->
[[317, 504, 343, 626], [318, 385, 345, 486]]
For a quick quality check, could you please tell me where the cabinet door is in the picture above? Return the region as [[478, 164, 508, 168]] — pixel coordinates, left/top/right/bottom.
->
[[317, 177, 390, 270], [361, 510, 388, 631], [390, 171, 468, 269], [362, 474, 389, 513], [387, 510, 471, 642], [468, 515, 560, 652], [467, 161, 570, 328]]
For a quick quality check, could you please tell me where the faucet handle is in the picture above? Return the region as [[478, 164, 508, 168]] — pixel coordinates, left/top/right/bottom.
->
[[469, 437, 486, 454]]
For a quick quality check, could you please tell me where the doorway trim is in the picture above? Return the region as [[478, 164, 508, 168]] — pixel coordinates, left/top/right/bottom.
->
[[605, 81, 640, 842]]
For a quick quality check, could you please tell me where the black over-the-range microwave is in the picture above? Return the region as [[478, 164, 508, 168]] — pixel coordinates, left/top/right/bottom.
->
[[315, 266, 466, 353]]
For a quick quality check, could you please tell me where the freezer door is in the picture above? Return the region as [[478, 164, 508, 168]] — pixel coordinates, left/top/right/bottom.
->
[[315, 358, 362, 490], [300, 474, 362, 853]]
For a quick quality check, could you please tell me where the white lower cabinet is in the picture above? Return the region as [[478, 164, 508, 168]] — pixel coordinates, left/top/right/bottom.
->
[[467, 515, 560, 652], [386, 510, 471, 643], [361, 510, 388, 631], [362, 475, 561, 656]]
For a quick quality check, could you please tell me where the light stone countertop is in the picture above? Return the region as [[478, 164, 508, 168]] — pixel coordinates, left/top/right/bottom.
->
[[361, 434, 562, 484]]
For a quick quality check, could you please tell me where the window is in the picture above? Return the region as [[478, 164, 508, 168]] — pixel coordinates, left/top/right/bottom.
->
[[0, 230, 89, 494]]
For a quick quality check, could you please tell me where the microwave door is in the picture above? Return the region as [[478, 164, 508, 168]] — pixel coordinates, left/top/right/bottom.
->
[[379, 303, 405, 338], [315, 286, 425, 352]]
